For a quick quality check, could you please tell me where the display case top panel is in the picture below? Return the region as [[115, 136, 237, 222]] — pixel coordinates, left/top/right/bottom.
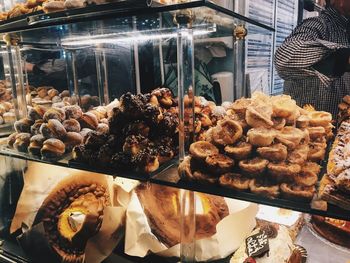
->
[[0, 0, 274, 36]]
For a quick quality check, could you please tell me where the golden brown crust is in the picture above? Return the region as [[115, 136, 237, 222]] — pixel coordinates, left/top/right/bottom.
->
[[43, 107, 66, 122], [205, 154, 234, 174], [63, 119, 81, 133], [267, 162, 301, 183], [189, 141, 219, 160], [256, 143, 288, 162], [224, 141, 253, 160], [308, 111, 332, 127], [211, 119, 243, 145], [287, 144, 309, 164], [275, 127, 305, 150], [219, 173, 251, 190], [247, 127, 276, 147], [308, 142, 326, 162], [41, 138, 65, 158], [280, 183, 315, 201], [249, 179, 280, 198], [238, 157, 269, 177], [79, 112, 98, 130]]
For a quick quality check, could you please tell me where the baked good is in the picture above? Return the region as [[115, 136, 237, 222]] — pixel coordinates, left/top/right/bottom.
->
[[63, 119, 81, 133], [63, 105, 83, 120], [287, 144, 309, 164], [308, 111, 332, 127], [239, 158, 269, 177], [334, 169, 350, 194], [211, 119, 243, 145], [249, 179, 280, 198], [64, 132, 83, 151], [296, 114, 310, 128], [43, 108, 66, 122], [28, 105, 46, 121], [308, 141, 326, 162], [231, 224, 295, 263], [47, 88, 59, 98], [13, 133, 31, 152], [3, 112, 16, 123], [96, 123, 109, 135], [245, 102, 274, 128], [189, 141, 219, 160], [43, 0, 65, 13], [280, 183, 315, 201], [230, 97, 252, 115], [41, 138, 65, 158], [64, 0, 85, 9], [31, 119, 45, 135], [205, 153, 234, 174], [37, 87, 48, 98], [136, 183, 229, 247], [7, 132, 18, 148], [156, 145, 174, 164], [267, 162, 301, 183], [14, 118, 33, 133], [275, 127, 305, 150], [40, 119, 67, 139], [79, 112, 98, 130], [224, 141, 253, 160], [294, 162, 320, 187], [28, 134, 45, 155], [272, 117, 286, 130], [256, 143, 288, 162], [178, 156, 193, 179], [133, 148, 160, 173], [311, 215, 350, 249], [122, 135, 150, 156], [306, 126, 326, 140], [271, 94, 297, 118], [219, 173, 251, 190], [247, 128, 276, 147], [34, 173, 111, 263]]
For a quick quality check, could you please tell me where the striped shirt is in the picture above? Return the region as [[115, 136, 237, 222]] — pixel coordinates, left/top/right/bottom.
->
[[274, 7, 350, 117]]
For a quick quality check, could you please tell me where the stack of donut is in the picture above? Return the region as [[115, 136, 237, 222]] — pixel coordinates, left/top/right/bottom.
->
[[180, 92, 333, 202], [72, 88, 179, 174]]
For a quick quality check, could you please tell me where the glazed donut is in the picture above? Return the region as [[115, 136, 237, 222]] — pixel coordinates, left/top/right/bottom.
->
[[280, 183, 316, 202], [40, 119, 67, 139], [79, 112, 98, 130], [43, 107, 66, 122], [249, 179, 280, 198], [212, 119, 243, 146], [205, 153, 234, 174], [63, 132, 83, 151], [28, 134, 45, 155], [13, 133, 31, 152], [247, 128, 276, 147], [287, 144, 309, 165], [14, 118, 34, 133], [238, 157, 269, 177], [189, 141, 219, 160], [62, 119, 81, 133], [224, 141, 253, 160], [41, 138, 65, 158], [63, 105, 83, 120], [308, 111, 332, 127], [275, 127, 305, 150], [28, 105, 46, 121], [219, 173, 251, 190], [256, 143, 288, 162], [267, 162, 301, 183]]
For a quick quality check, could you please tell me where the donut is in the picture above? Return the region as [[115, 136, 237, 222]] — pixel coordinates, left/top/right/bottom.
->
[[31, 119, 45, 135], [63, 132, 83, 151], [40, 119, 67, 139], [79, 112, 98, 130], [63, 105, 83, 120], [34, 173, 110, 263], [41, 138, 65, 158], [28, 134, 45, 155], [122, 135, 150, 156], [211, 119, 243, 146], [219, 173, 251, 190], [133, 148, 160, 173], [189, 141, 219, 160], [238, 157, 269, 177], [13, 133, 31, 152], [224, 141, 253, 160], [256, 143, 288, 162], [60, 90, 70, 98], [37, 87, 48, 98], [14, 118, 33, 133], [247, 128, 276, 147], [43, 107, 66, 122], [63, 119, 81, 133], [28, 105, 46, 121]]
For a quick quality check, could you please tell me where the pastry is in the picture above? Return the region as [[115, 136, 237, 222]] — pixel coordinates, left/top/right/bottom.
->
[[28, 105, 46, 121], [43, 107, 66, 122], [80, 128, 93, 142], [178, 156, 194, 180], [136, 184, 229, 247], [287, 144, 309, 164], [40, 119, 67, 139], [63, 119, 81, 133], [37, 87, 48, 98], [308, 142, 326, 162], [133, 148, 160, 173], [230, 97, 251, 115], [280, 183, 315, 201], [14, 118, 33, 133], [34, 173, 111, 263], [189, 141, 219, 160], [224, 141, 253, 160], [3, 112, 16, 123], [308, 111, 332, 127], [247, 128, 276, 147], [296, 114, 310, 128], [79, 112, 98, 130], [28, 134, 45, 155], [219, 173, 251, 190], [158, 112, 178, 136], [306, 126, 326, 140], [63, 105, 83, 120], [156, 145, 174, 164], [334, 170, 350, 194], [151, 87, 174, 108], [31, 119, 45, 135], [7, 132, 18, 148], [119, 92, 144, 119], [122, 135, 150, 156], [294, 162, 320, 186], [239, 158, 269, 177], [13, 133, 31, 152], [43, 0, 65, 13], [96, 123, 109, 135], [272, 117, 286, 130], [47, 88, 59, 98], [271, 94, 297, 118], [245, 102, 274, 128], [256, 143, 288, 162], [192, 170, 219, 184], [211, 119, 243, 146], [267, 162, 301, 183], [205, 153, 234, 174], [249, 179, 280, 198], [41, 138, 65, 158], [64, 132, 83, 151], [275, 127, 306, 150]]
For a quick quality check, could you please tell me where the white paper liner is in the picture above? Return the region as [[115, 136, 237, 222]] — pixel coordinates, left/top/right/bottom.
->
[[125, 191, 258, 261]]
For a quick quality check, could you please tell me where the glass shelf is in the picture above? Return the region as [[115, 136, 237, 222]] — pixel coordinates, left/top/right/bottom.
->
[[0, 1, 274, 36], [1, 139, 349, 221]]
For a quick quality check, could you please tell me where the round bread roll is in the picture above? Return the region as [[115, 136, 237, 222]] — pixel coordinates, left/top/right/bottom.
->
[[34, 173, 111, 263], [63, 119, 81, 133], [40, 119, 67, 139], [41, 138, 65, 158], [79, 112, 98, 130]]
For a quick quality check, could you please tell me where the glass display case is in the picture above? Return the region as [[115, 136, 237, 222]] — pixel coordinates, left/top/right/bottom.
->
[[0, 1, 349, 263]]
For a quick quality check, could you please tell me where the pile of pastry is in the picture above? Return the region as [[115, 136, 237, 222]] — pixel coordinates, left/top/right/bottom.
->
[[26, 85, 99, 111], [72, 88, 179, 173], [180, 92, 333, 201], [337, 95, 350, 124], [7, 101, 112, 159], [319, 119, 350, 210]]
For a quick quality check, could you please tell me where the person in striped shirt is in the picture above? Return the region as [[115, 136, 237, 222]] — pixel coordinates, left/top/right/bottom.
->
[[274, 0, 350, 118]]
